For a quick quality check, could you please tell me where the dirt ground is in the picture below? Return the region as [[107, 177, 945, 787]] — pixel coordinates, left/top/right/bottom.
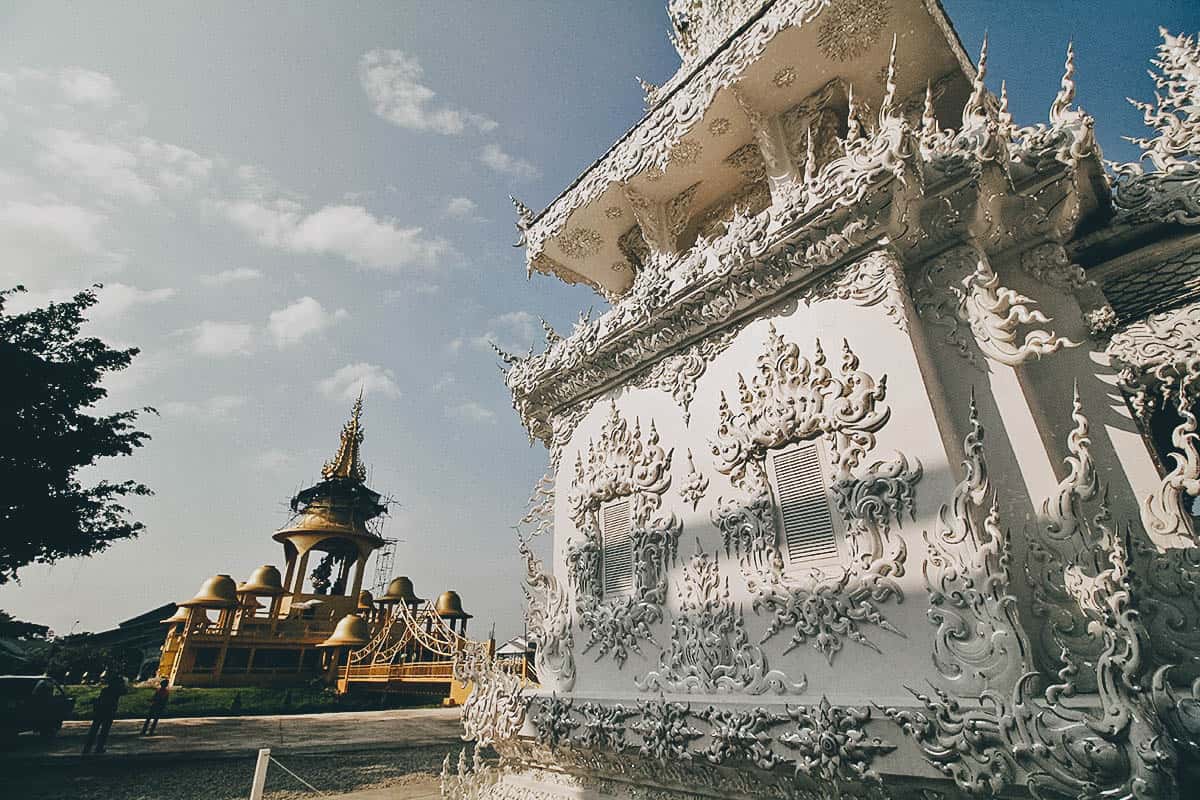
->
[[2, 707, 467, 799], [8, 747, 449, 799]]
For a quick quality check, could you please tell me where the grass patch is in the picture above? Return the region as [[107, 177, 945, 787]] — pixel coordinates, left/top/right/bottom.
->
[[66, 685, 438, 720]]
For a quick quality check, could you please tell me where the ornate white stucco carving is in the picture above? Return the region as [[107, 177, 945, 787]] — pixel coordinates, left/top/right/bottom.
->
[[709, 326, 917, 663], [518, 472, 576, 692], [923, 395, 1031, 696], [1110, 29, 1200, 225], [1019, 240, 1091, 291], [887, 394, 1189, 800], [678, 450, 709, 510], [779, 697, 895, 786], [1141, 377, 1200, 543], [566, 404, 681, 666], [634, 328, 738, 424], [913, 244, 1078, 368], [637, 544, 805, 694], [805, 248, 910, 331]]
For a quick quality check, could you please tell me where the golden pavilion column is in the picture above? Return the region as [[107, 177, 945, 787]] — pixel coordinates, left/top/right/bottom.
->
[[291, 548, 312, 596], [349, 553, 368, 601]]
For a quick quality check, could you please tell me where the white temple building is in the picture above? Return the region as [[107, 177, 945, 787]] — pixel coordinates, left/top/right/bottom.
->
[[444, 1, 1200, 798]]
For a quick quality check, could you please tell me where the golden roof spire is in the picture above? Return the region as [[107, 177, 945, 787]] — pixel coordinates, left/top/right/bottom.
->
[[321, 388, 367, 482]]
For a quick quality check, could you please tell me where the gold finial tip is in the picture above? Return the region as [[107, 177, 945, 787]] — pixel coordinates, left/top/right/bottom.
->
[[321, 396, 368, 482]]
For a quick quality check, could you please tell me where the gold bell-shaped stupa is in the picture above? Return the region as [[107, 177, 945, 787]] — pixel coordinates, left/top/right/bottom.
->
[[238, 565, 285, 596], [379, 576, 424, 606], [179, 574, 239, 608], [318, 613, 370, 648]]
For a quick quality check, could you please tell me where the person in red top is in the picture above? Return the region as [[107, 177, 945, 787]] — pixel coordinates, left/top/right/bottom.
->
[[141, 679, 169, 736]]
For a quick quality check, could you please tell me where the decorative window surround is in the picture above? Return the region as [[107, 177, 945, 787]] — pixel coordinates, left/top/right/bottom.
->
[[565, 404, 681, 666], [709, 325, 920, 663]]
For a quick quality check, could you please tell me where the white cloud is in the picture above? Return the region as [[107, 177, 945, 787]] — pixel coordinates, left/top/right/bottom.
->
[[444, 196, 477, 217], [161, 394, 246, 420], [185, 320, 255, 356], [446, 400, 495, 424], [318, 362, 402, 402], [268, 296, 348, 347], [90, 282, 175, 320], [461, 309, 539, 354], [0, 200, 105, 257], [479, 144, 539, 180], [200, 267, 262, 285], [56, 68, 120, 106], [135, 138, 214, 193], [221, 200, 451, 271], [359, 49, 497, 135], [35, 128, 157, 203]]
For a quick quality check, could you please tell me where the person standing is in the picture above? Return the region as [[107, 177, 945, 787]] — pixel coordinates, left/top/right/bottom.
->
[[141, 679, 169, 736], [82, 674, 125, 755]]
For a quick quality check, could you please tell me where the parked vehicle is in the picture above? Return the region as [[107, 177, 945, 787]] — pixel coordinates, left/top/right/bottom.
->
[[0, 675, 75, 744]]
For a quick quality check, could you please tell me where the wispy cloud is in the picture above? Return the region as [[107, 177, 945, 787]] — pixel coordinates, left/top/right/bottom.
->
[[318, 362, 402, 402], [479, 144, 539, 180], [199, 267, 262, 286], [0, 201, 105, 260], [446, 400, 495, 424], [454, 309, 539, 355], [161, 394, 246, 420], [359, 49, 497, 135], [90, 282, 175, 320], [220, 199, 452, 271], [184, 320, 255, 357], [444, 196, 477, 218], [267, 296, 347, 347], [55, 68, 120, 106]]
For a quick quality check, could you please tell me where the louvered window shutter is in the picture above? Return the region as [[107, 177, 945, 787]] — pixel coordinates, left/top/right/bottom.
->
[[600, 498, 634, 597], [769, 442, 841, 565]]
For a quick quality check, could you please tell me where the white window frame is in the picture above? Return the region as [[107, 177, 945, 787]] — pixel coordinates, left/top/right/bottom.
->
[[765, 440, 846, 571], [599, 497, 635, 598]]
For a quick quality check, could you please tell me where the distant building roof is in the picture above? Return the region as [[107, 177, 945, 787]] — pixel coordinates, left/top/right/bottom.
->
[[496, 635, 532, 656]]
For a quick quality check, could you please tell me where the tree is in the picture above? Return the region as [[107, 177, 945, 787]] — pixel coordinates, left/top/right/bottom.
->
[[0, 609, 50, 640], [0, 285, 153, 584]]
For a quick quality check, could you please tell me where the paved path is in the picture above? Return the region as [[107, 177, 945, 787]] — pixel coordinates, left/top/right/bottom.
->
[[323, 778, 441, 799], [3, 706, 465, 763]]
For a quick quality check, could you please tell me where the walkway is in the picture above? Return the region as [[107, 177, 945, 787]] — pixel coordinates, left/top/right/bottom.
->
[[3, 706, 464, 762]]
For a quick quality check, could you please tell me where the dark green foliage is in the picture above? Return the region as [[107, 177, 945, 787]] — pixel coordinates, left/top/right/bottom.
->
[[0, 284, 153, 583], [0, 609, 49, 640]]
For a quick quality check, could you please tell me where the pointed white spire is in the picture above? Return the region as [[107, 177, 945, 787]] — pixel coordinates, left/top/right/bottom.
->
[[879, 34, 899, 123], [997, 79, 1013, 137], [921, 80, 938, 137], [845, 83, 862, 143], [963, 34, 990, 127], [1049, 41, 1076, 124]]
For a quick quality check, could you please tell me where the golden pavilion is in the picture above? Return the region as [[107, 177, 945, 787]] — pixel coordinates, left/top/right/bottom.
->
[[157, 396, 490, 701]]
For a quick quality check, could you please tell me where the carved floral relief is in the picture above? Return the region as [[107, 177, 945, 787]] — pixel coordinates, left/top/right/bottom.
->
[[565, 403, 681, 666], [709, 324, 919, 664]]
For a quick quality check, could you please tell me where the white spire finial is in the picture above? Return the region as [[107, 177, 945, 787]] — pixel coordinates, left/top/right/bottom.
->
[[998, 80, 1013, 136], [1050, 41, 1076, 125], [963, 34, 990, 127], [845, 83, 862, 143], [880, 34, 899, 123]]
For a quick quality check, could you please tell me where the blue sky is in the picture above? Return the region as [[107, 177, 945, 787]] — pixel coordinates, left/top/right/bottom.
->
[[1, 1, 1197, 639]]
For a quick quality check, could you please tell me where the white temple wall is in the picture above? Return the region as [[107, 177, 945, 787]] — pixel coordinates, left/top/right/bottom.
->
[[550, 274, 962, 706]]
